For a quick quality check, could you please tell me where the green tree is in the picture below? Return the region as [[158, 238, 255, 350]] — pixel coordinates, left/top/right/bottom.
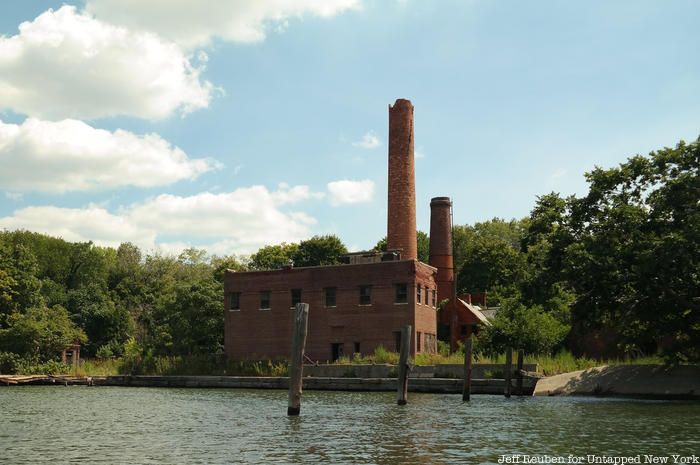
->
[[373, 230, 429, 262], [249, 243, 299, 270], [455, 219, 529, 305], [476, 298, 569, 355], [210, 254, 247, 282], [166, 278, 223, 355], [292, 235, 348, 267], [562, 139, 700, 361], [0, 305, 86, 361], [67, 283, 132, 356]]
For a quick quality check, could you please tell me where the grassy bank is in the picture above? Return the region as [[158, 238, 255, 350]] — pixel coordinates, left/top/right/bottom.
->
[[333, 347, 665, 376], [8, 349, 665, 378]]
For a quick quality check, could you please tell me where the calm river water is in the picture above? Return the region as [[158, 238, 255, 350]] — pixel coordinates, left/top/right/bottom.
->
[[1, 387, 698, 464]]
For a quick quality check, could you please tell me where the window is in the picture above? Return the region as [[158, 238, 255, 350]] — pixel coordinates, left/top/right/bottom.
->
[[424, 287, 429, 305], [259, 291, 271, 310], [393, 331, 402, 351], [417, 332, 422, 352], [424, 334, 436, 353], [359, 285, 371, 305], [354, 342, 361, 354], [291, 288, 302, 307], [331, 343, 344, 361], [229, 292, 240, 310], [324, 287, 337, 307], [416, 285, 422, 305], [432, 289, 437, 308], [394, 283, 408, 304]]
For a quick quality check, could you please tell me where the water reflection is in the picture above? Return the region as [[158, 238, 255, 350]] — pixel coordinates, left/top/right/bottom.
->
[[0, 387, 698, 464]]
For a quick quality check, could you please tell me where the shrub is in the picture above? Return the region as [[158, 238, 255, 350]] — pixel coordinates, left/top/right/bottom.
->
[[477, 298, 569, 355], [0, 351, 20, 374]]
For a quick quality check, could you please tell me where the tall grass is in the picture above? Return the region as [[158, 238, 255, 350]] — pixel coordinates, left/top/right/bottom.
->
[[16, 349, 666, 377], [333, 348, 667, 376], [62, 355, 288, 377]]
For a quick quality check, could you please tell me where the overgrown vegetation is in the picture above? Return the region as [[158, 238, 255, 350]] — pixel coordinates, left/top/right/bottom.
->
[[0, 232, 343, 374]]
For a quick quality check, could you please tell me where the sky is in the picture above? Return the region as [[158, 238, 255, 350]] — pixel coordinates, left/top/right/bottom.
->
[[1, 0, 699, 257]]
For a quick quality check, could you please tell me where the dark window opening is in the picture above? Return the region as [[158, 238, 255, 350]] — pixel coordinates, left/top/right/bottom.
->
[[394, 283, 408, 304], [424, 288, 429, 305], [291, 288, 302, 307], [325, 287, 337, 307], [354, 342, 361, 354], [460, 325, 469, 337], [393, 331, 402, 352], [331, 343, 344, 361], [359, 285, 371, 305], [416, 285, 422, 304], [229, 292, 240, 310], [432, 289, 437, 307], [260, 291, 271, 310]]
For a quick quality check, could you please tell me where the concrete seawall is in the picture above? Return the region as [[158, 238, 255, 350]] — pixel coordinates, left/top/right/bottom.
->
[[303, 363, 538, 379], [97, 375, 536, 395], [533, 365, 700, 400]]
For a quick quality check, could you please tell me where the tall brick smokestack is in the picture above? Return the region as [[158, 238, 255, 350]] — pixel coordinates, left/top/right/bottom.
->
[[429, 197, 455, 308], [387, 98, 417, 261]]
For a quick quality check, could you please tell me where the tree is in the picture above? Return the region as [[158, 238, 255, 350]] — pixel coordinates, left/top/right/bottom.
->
[[249, 243, 299, 270], [561, 139, 700, 361], [373, 231, 429, 263], [67, 283, 132, 356], [210, 255, 247, 282], [165, 278, 223, 355], [292, 235, 348, 267], [0, 238, 42, 323], [454, 219, 529, 305], [476, 298, 569, 356], [0, 305, 86, 361]]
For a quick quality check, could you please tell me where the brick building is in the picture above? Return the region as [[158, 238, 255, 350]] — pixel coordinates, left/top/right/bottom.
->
[[224, 98, 487, 361], [224, 259, 438, 361]]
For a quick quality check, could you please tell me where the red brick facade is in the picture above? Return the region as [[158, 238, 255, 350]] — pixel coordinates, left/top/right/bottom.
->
[[387, 99, 417, 260], [224, 260, 438, 361]]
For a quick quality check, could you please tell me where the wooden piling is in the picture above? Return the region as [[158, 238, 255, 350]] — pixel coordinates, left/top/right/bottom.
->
[[516, 349, 524, 396], [504, 348, 512, 398], [396, 324, 411, 405], [462, 336, 472, 401], [288, 303, 309, 416]]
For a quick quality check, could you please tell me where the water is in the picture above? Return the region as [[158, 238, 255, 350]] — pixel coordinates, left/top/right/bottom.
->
[[1, 387, 698, 464]]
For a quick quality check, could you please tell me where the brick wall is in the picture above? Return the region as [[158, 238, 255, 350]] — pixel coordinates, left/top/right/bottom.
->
[[387, 98, 417, 260], [224, 260, 438, 361]]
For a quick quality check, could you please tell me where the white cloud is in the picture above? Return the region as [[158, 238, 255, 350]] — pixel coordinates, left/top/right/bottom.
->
[[327, 179, 374, 206], [415, 149, 426, 159], [86, 0, 361, 48], [0, 185, 319, 255], [352, 131, 381, 149], [271, 183, 325, 205], [0, 204, 156, 250], [0, 6, 214, 120], [0, 118, 219, 193]]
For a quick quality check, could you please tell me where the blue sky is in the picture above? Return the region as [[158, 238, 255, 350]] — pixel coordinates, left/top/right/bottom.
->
[[1, 0, 698, 256]]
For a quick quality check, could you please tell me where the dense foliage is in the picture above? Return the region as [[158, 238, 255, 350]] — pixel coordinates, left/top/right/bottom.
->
[[468, 140, 699, 362], [0, 233, 349, 372]]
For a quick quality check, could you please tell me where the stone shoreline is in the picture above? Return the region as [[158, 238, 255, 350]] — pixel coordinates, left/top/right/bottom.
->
[[533, 364, 700, 400]]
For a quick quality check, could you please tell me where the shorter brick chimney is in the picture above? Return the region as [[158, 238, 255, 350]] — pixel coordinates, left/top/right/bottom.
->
[[429, 196, 454, 308]]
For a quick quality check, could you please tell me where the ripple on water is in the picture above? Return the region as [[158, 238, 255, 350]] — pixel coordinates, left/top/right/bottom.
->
[[0, 387, 698, 464]]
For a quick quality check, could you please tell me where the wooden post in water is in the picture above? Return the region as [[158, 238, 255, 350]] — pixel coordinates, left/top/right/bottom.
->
[[462, 336, 473, 401], [396, 324, 411, 405], [288, 303, 309, 416], [504, 347, 512, 398], [516, 349, 524, 396]]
